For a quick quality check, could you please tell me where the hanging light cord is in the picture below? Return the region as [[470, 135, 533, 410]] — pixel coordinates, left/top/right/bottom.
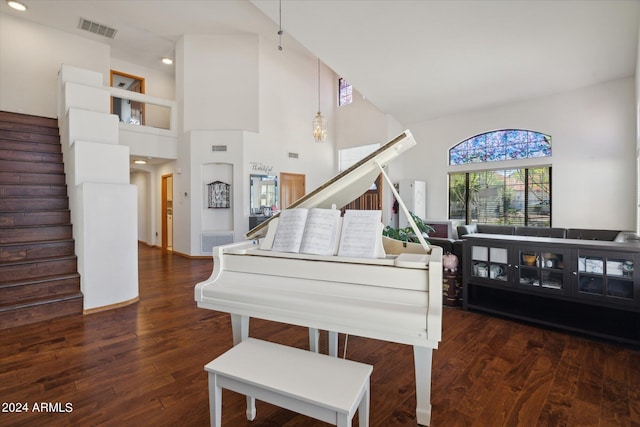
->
[[277, 0, 283, 51], [317, 58, 321, 112]]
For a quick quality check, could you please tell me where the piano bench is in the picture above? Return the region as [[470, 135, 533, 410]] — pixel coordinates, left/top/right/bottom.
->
[[204, 338, 373, 427]]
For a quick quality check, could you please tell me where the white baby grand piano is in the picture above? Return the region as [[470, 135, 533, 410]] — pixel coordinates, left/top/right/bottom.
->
[[195, 131, 443, 426]]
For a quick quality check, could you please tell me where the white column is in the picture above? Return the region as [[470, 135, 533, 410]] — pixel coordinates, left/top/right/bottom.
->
[[58, 64, 139, 311]]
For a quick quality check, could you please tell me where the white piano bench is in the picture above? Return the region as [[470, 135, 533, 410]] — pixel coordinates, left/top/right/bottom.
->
[[204, 338, 373, 427]]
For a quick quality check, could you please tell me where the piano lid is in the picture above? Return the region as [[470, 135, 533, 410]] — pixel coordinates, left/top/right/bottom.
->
[[246, 130, 417, 239]]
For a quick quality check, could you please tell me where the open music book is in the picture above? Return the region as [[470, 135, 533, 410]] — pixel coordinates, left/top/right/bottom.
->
[[262, 208, 385, 258], [271, 208, 342, 256], [337, 210, 385, 258]]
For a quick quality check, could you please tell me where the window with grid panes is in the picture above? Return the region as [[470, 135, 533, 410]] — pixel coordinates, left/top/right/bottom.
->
[[449, 167, 551, 226]]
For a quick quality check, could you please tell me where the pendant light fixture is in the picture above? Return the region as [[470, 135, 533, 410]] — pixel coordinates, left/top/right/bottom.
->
[[313, 59, 327, 143], [277, 0, 283, 51]]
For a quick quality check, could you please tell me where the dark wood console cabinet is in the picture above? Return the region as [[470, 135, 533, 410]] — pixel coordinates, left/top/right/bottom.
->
[[463, 233, 640, 346]]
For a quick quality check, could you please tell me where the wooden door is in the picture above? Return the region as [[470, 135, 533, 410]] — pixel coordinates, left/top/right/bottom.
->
[[161, 174, 173, 250], [280, 172, 306, 209], [342, 174, 383, 212], [110, 70, 146, 125]]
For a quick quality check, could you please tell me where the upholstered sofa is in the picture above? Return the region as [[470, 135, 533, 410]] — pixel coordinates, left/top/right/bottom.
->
[[455, 223, 631, 241]]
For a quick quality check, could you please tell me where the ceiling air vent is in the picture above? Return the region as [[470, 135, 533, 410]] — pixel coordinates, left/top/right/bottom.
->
[[288, 152, 299, 159], [212, 145, 227, 152], [78, 18, 117, 39]]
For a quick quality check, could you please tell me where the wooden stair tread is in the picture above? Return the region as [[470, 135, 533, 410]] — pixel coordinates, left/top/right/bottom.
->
[[0, 253, 77, 266], [0, 196, 71, 212], [0, 111, 58, 129], [0, 239, 75, 263], [0, 171, 66, 185], [0, 292, 83, 311], [0, 186, 68, 197], [0, 237, 74, 246], [0, 160, 65, 174], [0, 149, 62, 163], [0, 138, 62, 153], [0, 256, 78, 285], [0, 272, 80, 288]]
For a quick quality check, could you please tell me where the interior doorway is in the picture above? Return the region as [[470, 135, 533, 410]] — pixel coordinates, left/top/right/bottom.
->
[[161, 174, 173, 251], [279, 172, 306, 209], [110, 70, 145, 125]]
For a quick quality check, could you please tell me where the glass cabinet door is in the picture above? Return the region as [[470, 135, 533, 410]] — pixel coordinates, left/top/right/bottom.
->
[[576, 252, 635, 304], [517, 249, 566, 293], [470, 245, 509, 283]]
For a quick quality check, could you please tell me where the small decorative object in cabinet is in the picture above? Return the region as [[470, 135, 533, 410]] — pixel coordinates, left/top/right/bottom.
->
[[577, 255, 634, 301], [518, 250, 565, 291], [470, 245, 508, 282]]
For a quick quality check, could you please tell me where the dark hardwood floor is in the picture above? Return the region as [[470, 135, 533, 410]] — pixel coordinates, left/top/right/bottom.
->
[[1, 244, 638, 426]]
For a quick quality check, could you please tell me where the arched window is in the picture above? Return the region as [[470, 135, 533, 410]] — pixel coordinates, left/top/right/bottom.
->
[[449, 130, 552, 226], [449, 129, 551, 165]]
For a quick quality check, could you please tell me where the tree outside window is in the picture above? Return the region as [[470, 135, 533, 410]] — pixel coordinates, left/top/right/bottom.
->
[[449, 167, 551, 226]]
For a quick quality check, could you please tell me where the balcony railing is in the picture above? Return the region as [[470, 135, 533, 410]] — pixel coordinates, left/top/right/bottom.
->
[[109, 87, 178, 160]]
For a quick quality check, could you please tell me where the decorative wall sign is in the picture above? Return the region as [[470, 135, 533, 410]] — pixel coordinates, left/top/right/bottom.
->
[[207, 181, 230, 208], [250, 162, 274, 174]]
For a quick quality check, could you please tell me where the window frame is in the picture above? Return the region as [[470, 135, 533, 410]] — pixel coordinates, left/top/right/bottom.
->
[[449, 129, 551, 166], [338, 78, 353, 107], [449, 166, 552, 227]]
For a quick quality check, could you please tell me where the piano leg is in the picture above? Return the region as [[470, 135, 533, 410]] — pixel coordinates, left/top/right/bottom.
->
[[309, 328, 319, 352], [230, 314, 256, 421], [230, 314, 249, 345], [307, 329, 339, 357], [328, 331, 338, 357], [413, 345, 433, 426]]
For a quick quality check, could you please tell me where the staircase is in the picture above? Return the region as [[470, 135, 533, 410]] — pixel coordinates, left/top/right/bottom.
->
[[0, 111, 83, 329]]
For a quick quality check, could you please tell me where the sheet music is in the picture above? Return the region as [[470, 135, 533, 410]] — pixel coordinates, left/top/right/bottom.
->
[[299, 209, 341, 256], [271, 209, 308, 253], [337, 210, 385, 258], [271, 208, 341, 254]]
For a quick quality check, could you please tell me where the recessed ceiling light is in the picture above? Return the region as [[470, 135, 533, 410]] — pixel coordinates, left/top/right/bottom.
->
[[161, 57, 173, 65], [7, 1, 27, 11], [133, 160, 147, 165]]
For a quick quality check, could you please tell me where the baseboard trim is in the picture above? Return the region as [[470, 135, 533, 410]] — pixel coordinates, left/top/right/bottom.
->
[[83, 296, 140, 314], [172, 250, 210, 260]]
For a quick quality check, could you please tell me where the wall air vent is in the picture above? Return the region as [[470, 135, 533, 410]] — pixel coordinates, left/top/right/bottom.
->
[[78, 18, 117, 39], [212, 145, 227, 152], [288, 152, 299, 159], [201, 233, 234, 253]]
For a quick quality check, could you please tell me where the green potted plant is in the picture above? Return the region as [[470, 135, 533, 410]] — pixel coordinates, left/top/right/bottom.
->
[[382, 212, 435, 255]]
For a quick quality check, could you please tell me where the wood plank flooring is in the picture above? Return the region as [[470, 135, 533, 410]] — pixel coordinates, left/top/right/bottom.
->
[[1, 244, 638, 426]]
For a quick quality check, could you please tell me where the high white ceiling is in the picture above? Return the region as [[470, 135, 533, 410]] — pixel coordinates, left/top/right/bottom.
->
[[2, 0, 638, 125]]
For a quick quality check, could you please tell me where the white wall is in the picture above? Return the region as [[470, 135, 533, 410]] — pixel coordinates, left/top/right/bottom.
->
[[0, 14, 110, 118], [131, 170, 151, 243], [180, 34, 259, 133], [335, 87, 391, 150], [406, 77, 636, 231], [636, 22, 640, 234], [253, 40, 337, 192]]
